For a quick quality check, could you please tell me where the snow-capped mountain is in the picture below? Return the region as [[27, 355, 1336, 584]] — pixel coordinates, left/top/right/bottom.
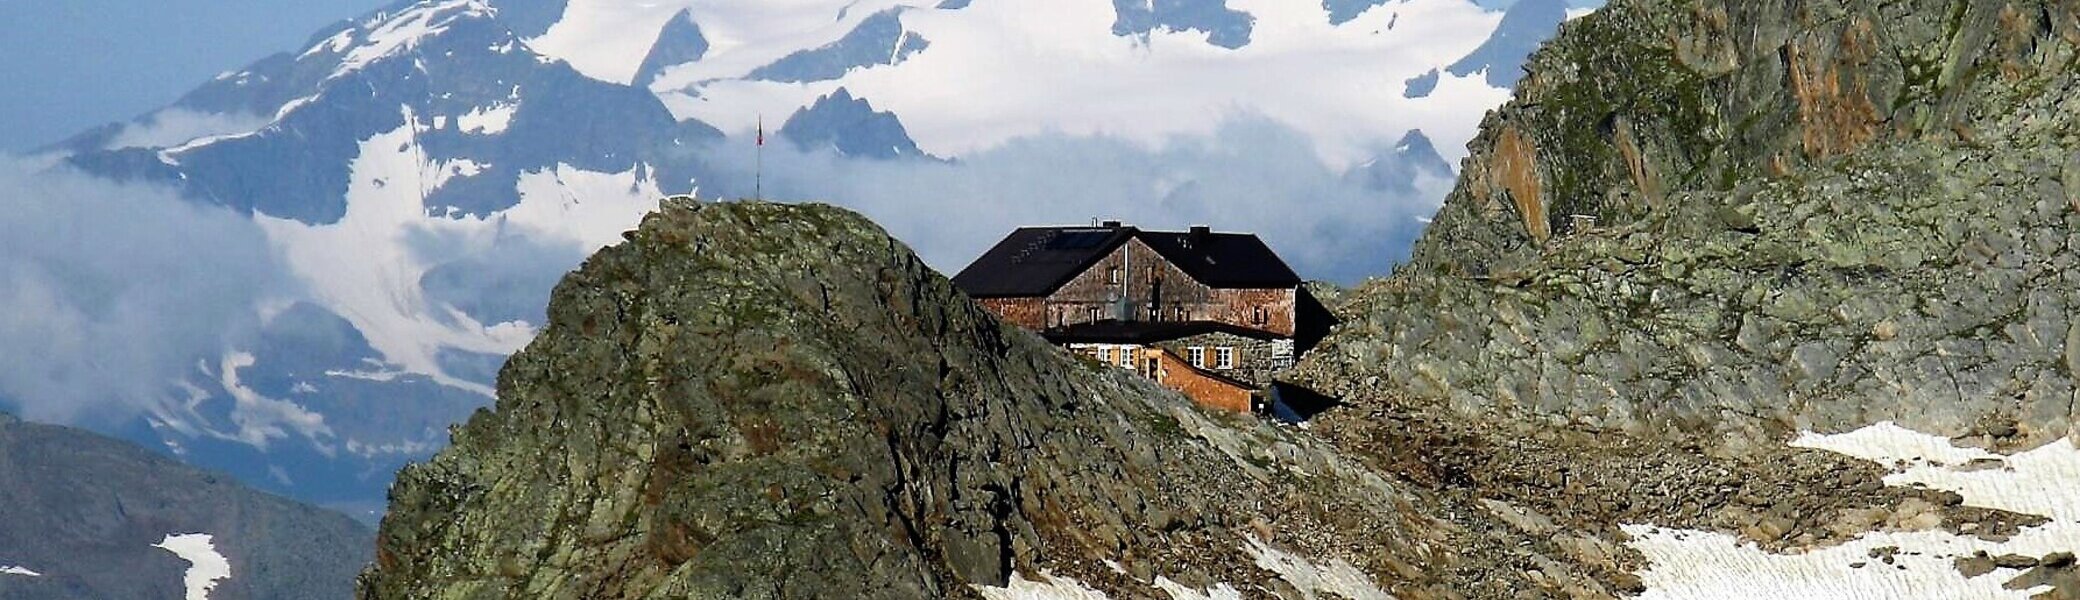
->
[[26, 0, 1596, 517]]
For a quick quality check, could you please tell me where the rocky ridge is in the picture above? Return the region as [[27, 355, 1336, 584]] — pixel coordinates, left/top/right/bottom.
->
[[0, 412, 371, 599], [1284, 0, 2080, 595], [1299, 0, 2080, 448]]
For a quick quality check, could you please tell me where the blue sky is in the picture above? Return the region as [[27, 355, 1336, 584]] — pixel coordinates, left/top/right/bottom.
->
[[0, 0, 388, 151]]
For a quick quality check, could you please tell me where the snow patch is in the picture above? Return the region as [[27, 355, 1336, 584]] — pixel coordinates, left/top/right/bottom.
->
[[215, 351, 335, 450], [1623, 422, 2080, 599], [971, 542, 1380, 600], [315, 0, 492, 80], [457, 104, 516, 135], [1153, 577, 1243, 600], [1246, 538, 1391, 600], [974, 572, 1113, 600], [154, 533, 230, 600], [0, 565, 39, 577]]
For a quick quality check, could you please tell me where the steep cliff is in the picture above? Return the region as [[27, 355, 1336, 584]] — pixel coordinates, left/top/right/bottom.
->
[[1302, 0, 2080, 448]]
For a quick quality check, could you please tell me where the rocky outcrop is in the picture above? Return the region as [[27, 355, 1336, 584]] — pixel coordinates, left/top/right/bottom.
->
[[1301, 0, 2080, 448], [360, 1, 2080, 597], [357, 200, 1562, 598], [0, 412, 371, 599], [357, 201, 2034, 599]]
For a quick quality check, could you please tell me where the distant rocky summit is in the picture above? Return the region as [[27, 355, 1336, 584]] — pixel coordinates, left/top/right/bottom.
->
[[0, 412, 370, 599]]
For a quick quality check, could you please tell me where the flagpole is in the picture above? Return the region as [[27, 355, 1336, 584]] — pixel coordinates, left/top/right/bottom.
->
[[755, 114, 764, 200]]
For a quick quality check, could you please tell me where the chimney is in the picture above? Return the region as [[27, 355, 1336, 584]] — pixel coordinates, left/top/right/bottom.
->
[[1188, 225, 1211, 247], [1102, 220, 1123, 229]]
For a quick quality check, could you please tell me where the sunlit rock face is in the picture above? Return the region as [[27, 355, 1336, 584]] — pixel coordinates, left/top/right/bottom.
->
[[1300, 0, 2080, 448], [1278, 0, 2080, 597]]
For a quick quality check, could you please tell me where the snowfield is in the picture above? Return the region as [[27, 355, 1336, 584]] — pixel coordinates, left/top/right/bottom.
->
[[154, 533, 231, 600], [971, 539, 1385, 600], [645, 0, 1509, 168], [255, 108, 661, 399], [1624, 422, 2080, 599], [0, 565, 40, 577]]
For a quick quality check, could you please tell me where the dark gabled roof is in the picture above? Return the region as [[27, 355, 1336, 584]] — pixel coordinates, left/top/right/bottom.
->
[[951, 227, 1136, 298], [952, 225, 1301, 298], [1041, 320, 1285, 345], [1136, 231, 1301, 289]]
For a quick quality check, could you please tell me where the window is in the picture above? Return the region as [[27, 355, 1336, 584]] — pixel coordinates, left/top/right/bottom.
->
[[1100, 347, 1114, 364], [1088, 307, 1102, 323], [1216, 347, 1235, 370], [1252, 307, 1268, 325], [1108, 267, 1121, 284], [1174, 307, 1187, 321], [1187, 346, 1206, 368], [1271, 339, 1295, 370], [1144, 357, 1159, 376]]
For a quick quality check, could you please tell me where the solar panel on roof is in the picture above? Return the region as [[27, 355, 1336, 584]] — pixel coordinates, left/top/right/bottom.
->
[[1047, 231, 1113, 250]]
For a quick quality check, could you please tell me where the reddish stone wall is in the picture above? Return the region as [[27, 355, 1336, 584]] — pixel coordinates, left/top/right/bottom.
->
[[1150, 348, 1254, 413], [976, 297, 1045, 330], [1203, 288, 1296, 337]]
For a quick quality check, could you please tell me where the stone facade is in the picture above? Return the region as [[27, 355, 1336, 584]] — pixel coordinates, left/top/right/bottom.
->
[[976, 297, 1045, 330], [1153, 332, 1295, 389], [1039, 238, 1296, 336]]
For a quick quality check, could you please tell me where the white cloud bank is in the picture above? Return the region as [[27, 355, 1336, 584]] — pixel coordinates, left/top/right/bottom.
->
[[0, 156, 294, 428], [716, 115, 1450, 283], [104, 109, 271, 151]]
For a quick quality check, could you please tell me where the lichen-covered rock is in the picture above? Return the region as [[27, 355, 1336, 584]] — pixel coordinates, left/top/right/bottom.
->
[[1301, 0, 2080, 449]]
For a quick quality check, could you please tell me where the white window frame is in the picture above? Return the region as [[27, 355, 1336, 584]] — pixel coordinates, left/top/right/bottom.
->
[[1187, 346, 1206, 368], [1216, 347, 1235, 370], [1100, 347, 1114, 364]]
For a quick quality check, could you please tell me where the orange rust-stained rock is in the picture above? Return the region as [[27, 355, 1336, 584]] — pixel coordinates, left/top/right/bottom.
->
[[1494, 126, 1550, 241], [1784, 20, 1883, 160], [1615, 117, 1664, 205]]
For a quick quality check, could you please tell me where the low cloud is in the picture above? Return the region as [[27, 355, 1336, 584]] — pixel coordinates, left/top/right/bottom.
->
[[698, 116, 1449, 284], [104, 108, 270, 150], [0, 155, 294, 427]]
